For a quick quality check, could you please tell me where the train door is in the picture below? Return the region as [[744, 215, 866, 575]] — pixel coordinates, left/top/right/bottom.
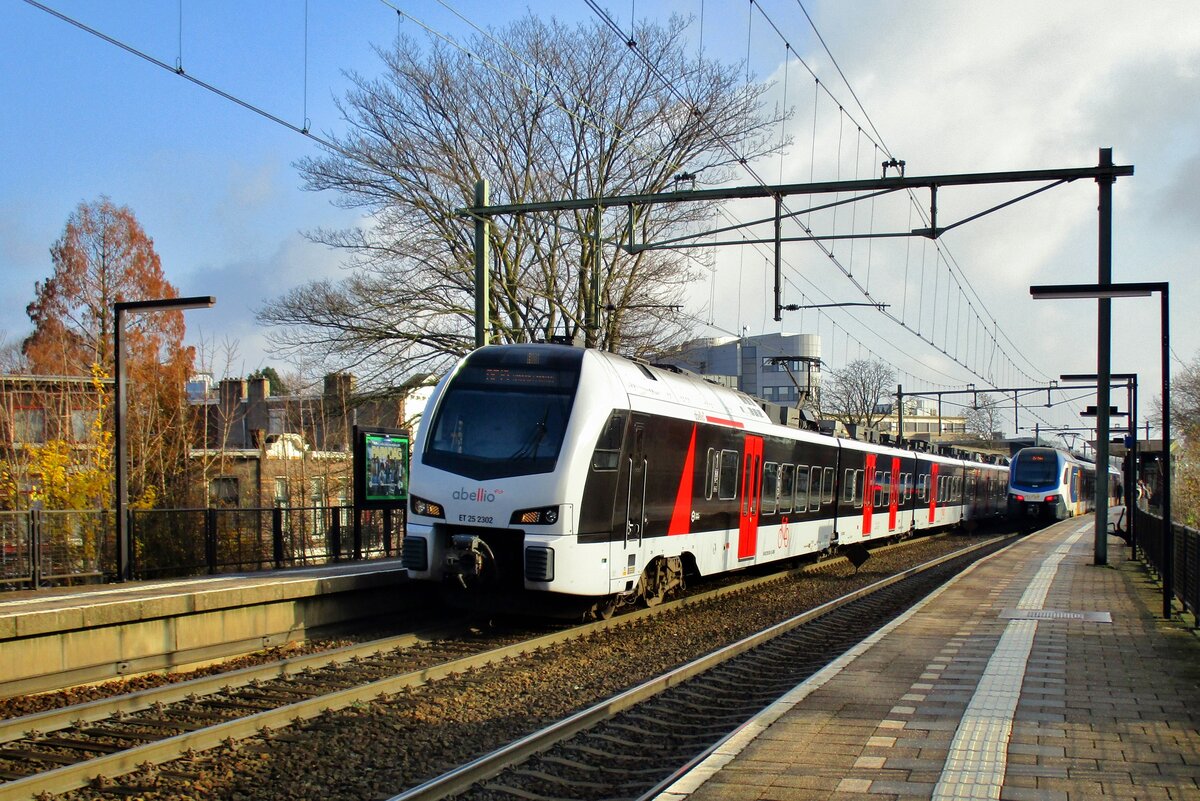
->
[[862, 453, 877, 536], [888, 456, 901, 533], [617, 415, 649, 583], [737, 435, 764, 559], [929, 462, 940, 525]]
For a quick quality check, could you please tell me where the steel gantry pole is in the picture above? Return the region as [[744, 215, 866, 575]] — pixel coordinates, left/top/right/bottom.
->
[[113, 296, 214, 581], [1095, 147, 1115, 565], [474, 179, 490, 348]]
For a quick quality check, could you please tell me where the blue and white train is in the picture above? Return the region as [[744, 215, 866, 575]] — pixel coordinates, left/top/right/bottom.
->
[[403, 344, 1009, 617], [1006, 446, 1124, 522]]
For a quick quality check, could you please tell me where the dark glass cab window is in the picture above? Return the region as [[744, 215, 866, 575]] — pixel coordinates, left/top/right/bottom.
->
[[424, 347, 583, 481], [591, 411, 626, 471], [1012, 450, 1058, 487]]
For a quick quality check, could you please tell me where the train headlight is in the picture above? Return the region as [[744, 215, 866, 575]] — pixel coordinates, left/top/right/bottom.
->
[[1044, 494, 1059, 503], [410, 495, 445, 519], [511, 505, 560, 525]]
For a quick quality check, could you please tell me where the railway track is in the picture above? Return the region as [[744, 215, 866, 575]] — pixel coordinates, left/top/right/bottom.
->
[[398, 534, 1014, 801], [0, 529, 1014, 800]]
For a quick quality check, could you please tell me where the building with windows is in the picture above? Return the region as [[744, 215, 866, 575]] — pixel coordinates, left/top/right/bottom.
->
[[188, 373, 416, 510], [0, 374, 112, 507], [873, 399, 969, 442], [656, 332, 823, 408]]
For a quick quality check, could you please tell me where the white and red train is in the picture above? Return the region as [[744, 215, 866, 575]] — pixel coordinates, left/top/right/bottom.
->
[[402, 344, 1008, 616]]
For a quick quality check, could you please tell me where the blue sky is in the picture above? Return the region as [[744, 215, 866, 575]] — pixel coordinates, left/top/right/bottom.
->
[[3, 1, 1198, 435]]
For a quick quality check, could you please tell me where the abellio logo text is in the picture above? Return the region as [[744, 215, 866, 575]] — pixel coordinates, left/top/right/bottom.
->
[[452, 487, 502, 503]]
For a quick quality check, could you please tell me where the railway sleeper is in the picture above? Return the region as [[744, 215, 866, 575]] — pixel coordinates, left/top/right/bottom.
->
[[537, 755, 670, 777]]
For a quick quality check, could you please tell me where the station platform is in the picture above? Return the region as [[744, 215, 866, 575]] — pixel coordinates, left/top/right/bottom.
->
[[657, 518, 1200, 801], [0, 559, 415, 697]]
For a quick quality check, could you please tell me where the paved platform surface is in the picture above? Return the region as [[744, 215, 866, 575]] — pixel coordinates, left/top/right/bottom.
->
[[657, 518, 1200, 801]]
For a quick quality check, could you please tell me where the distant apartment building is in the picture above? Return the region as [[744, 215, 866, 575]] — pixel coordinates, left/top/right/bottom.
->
[[873, 399, 968, 442], [657, 332, 823, 407]]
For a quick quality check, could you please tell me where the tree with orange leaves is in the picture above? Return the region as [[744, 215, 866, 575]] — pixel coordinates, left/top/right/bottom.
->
[[23, 197, 196, 507]]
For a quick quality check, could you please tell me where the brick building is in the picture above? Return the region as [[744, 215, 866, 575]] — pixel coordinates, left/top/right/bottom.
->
[[0, 374, 112, 507], [189, 373, 412, 510]]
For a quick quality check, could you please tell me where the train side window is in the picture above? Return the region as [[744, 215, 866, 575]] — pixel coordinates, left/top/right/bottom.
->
[[795, 465, 810, 512], [855, 470, 865, 509], [590, 411, 626, 471], [705, 448, 719, 500], [779, 464, 795, 514], [873, 471, 884, 508], [843, 469, 856, 503], [822, 467, 835, 504], [762, 462, 779, 514], [718, 449, 739, 500], [917, 474, 927, 502]]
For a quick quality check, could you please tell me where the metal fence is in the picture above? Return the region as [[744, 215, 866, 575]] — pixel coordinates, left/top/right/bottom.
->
[[0, 509, 113, 587], [0, 506, 403, 588], [1133, 507, 1200, 624]]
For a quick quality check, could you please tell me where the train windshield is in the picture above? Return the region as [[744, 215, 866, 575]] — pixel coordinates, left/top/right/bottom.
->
[[424, 347, 583, 480], [1012, 450, 1058, 486]]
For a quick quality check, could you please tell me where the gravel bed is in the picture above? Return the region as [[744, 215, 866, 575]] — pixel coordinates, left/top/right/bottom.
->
[[50, 530, 1009, 801]]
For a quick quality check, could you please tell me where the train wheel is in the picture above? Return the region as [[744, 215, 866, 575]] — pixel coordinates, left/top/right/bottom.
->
[[591, 596, 619, 620], [638, 556, 684, 607]]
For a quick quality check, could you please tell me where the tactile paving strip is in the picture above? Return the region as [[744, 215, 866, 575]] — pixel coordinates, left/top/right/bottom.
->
[[929, 526, 1088, 801]]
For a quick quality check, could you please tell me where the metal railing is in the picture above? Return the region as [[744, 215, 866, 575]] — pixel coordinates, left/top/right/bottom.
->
[[1133, 507, 1200, 625], [0, 506, 403, 589], [0, 509, 112, 588]]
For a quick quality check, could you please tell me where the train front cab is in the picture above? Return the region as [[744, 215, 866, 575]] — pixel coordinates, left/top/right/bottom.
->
[[1008, 448, 1072, 522]]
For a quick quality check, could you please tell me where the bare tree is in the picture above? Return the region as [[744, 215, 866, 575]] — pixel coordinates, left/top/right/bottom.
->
[[964, 392, 1006, 440], [0, 332, 28, 374], [260, 14, 787, 389], [823, 359, 896, 430]]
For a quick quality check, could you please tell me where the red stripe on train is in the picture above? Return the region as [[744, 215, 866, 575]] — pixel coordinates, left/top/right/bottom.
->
[[668, 425, 697, 536]]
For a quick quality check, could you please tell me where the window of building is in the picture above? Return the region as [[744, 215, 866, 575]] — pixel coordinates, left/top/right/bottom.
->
[[70, 409, 98, 442], [210, 476, 239, 507], [13, 409, 45, 444], [274, 477, 290, 509]]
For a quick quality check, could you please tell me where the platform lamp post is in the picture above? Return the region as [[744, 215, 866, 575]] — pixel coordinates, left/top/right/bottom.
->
[[114, 296, 216, 581], [1030, 282, 1170, 617]]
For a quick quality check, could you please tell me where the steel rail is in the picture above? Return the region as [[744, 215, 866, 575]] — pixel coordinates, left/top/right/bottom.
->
[[386, 533, 1012, 801], [0, 529, 964, 800], [0, 528, 920, 745], [0, 626, 462, 746]]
